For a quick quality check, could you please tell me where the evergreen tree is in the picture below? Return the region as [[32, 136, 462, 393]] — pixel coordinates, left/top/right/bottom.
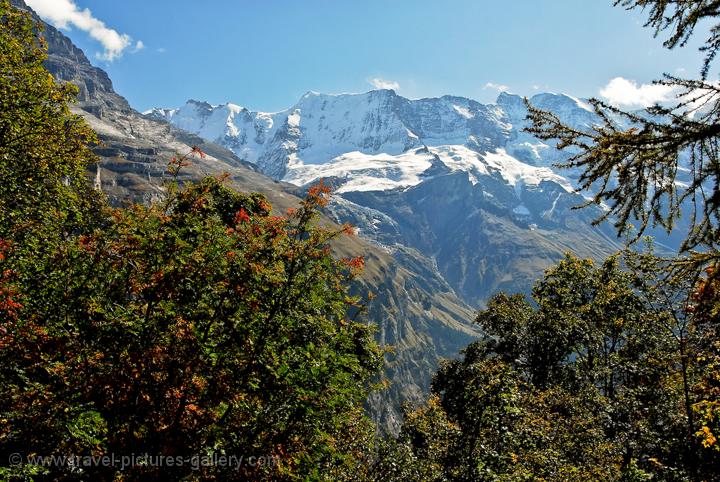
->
[[525, 0, 720, 275]]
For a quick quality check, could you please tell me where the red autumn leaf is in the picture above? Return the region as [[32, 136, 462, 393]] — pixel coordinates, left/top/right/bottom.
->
[[191, 145, 206, 159], [235, 208, 251, 224]]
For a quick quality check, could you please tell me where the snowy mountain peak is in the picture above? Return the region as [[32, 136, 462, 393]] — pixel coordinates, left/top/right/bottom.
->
[[528, 92, 595, 120], [496, 92, 526, 117], [148, 89, 597, 200], [225, 102, 245, 113]]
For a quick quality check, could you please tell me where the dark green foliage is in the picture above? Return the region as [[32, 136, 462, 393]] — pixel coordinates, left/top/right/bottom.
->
[[0, 4, 382, 480], [2, 175, 383, 481], [379, 254, 720, 481], [518, 1, 720, 474]]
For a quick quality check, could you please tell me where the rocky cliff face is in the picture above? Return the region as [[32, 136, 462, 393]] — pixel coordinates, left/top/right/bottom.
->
[[12, 0, 482, 434], [338, 171, 619, 303], [10, 0, 130, 116]]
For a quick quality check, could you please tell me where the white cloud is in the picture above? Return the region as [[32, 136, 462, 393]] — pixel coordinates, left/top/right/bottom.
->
[[369, 78, 400, 90], [132, 40, 144, 53], [484, 82, 509, 92], [26, 0, 140, 61], [599, 77, 676, 108]]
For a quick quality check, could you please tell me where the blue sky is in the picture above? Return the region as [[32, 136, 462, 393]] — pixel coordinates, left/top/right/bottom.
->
[[26, 0, 710, 112]]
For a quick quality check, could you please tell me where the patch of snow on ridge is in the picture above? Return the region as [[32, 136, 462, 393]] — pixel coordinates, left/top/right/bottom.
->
[[516, 141, 550, 161], [452, 105, 474, 119], [513, 205, 531, 215], [280, 144, 574, 195], [433, 146, 574, 191], [287, 110, 301, 128], [567, 95, 594, 113], [485, 149, 572, 190], [283, 149, 434, 193]]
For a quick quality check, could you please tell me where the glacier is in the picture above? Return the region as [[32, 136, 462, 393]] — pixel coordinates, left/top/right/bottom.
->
[[145, 89, 595, 195]]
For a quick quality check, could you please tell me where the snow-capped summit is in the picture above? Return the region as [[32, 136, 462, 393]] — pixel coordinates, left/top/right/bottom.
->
[[528, 92, 596, 127], [147, 88, 597, 196]]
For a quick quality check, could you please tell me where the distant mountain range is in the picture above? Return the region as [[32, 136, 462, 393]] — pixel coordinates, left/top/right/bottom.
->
[[145, 89, 593, 187], [146, 90, 626, 304]]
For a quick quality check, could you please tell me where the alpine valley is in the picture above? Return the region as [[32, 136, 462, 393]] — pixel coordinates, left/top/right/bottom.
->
[[146, 90, 626, 304], [14, 0, 653, 434]]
